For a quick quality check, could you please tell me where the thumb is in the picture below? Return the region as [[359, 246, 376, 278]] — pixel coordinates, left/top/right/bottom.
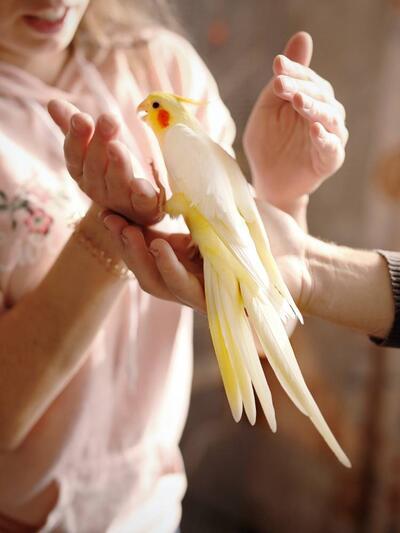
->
[[283, 31, 313, 66]]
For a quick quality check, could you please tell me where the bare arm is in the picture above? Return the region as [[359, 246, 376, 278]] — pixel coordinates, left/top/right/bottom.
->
[[0, 205, 127, 450], [303, 237, 394, 338], [255, 201, 395, 340], [0, 99, 167, 451]]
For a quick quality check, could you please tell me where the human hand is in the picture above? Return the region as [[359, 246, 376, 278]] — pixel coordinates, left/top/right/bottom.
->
[[48, 99, 163, 225], [244, 32, 348, 218], [101, 211, 206, 312], [100, 197, 312, 315]]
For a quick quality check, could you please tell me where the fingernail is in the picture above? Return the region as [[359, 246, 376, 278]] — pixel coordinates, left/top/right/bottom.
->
[[278, 55, 289, 69], [103, 215, 113, 229], [100, 115, 117, 136], [121, 231, 129, 244], [149, 244, 159, 257]]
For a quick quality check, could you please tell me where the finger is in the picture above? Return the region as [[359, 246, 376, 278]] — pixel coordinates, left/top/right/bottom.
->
[[292, 93, 348, 145], [82, 114, 120, 198], [130, 178, 161, 224], [273, 54, 334, 96], [274, 75, 335, 106], [283, 31, 313, 67], [150, 239, 206, 312], [310, 122, 345, 171], [120, 226, 174, 301], [105, 140, 137, 218], [63, 112, 95, 179], [105, 141, 162, 224], [142, 229, 201, 270], [103, 212, 130, 236], [48, 99, 81, 135]]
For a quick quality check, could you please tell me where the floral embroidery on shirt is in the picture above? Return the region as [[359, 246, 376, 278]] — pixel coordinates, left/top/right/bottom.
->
[[0, 190, 53, 234], [23, 207, 53, 235], [0, 177, 86, 272]]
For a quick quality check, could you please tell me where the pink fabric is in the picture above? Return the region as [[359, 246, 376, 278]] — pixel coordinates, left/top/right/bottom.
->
[[0, 29, 235, 532]]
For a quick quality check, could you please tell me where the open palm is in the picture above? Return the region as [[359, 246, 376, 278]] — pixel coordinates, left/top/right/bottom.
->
[[244, 32, 348, 210]]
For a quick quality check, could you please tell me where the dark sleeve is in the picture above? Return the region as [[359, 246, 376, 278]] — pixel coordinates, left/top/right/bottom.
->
[[370, 250, 400, 348]]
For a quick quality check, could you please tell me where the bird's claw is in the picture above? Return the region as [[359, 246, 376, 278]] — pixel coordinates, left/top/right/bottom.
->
[[149, 161, 166, 213]]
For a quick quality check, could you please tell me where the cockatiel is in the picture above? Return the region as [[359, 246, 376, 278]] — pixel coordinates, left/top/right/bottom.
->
[[137, 92, 351, 468]]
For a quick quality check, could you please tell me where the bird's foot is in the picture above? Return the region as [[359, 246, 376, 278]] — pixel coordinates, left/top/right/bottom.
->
[[149, 160, 166, 213]]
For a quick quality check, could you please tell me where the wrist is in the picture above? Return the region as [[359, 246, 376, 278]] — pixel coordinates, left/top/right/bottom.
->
[[79, 205, 122, 262], [74, 205, 131, 280], [252, 174, 309, 229], [271, 195, 309, 230]]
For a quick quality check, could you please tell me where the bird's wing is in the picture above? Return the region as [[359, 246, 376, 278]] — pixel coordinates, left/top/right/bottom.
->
[[210, 141, 303, 323], [162, 124, 270, 291]]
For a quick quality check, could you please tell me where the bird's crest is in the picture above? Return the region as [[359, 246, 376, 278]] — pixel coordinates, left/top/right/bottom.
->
[[173, 94, 207, 106]]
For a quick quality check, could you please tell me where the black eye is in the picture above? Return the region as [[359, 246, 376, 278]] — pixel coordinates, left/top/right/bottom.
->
[[152, 102, 160, 109]]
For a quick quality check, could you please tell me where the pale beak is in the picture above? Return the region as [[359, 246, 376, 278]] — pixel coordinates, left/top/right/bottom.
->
[[137, 99, 149, 121]]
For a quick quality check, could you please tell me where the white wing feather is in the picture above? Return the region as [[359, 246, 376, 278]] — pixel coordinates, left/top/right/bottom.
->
[[162, 123, 299, 320], [211, 142, 303, 323], [159, 120, 349, 467], [162, 124, 271, 293]]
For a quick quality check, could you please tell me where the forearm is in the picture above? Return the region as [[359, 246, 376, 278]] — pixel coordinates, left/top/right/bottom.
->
[[304, 237, 394, 338], [0, 206, 127, 449], [251, 171, 309, 231]]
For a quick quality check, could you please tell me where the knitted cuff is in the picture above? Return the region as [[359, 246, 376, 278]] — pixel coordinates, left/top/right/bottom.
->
[[370, 250, 400, 348]]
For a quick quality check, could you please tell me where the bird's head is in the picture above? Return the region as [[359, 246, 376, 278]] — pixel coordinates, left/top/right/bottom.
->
[[137, 92, 203, 137]]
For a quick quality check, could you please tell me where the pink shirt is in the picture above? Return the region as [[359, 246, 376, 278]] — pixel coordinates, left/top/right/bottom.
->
[[0, 28, 234, 532]]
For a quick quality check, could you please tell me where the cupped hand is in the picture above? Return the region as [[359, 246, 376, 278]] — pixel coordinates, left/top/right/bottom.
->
[[102, 211, 206, 312], [244, 32, 348, 212], [48, 98, 206, 311], [48, 99, 163, 225], [100, 199, 312, 316]]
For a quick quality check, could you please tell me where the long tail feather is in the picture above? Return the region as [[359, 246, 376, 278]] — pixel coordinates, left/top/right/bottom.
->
[[242, 286, 351, 468], [247, 216, 304, 325], [219, 273, 277, 432], [206, 261, 256, 424], [204, 260, 242, 421]]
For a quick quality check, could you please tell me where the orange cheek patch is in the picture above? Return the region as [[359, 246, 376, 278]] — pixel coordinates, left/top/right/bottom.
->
[[157, 109, 170, 128]]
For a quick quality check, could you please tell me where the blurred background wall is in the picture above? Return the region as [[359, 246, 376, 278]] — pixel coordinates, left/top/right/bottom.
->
[[172, 1, 400, 532]]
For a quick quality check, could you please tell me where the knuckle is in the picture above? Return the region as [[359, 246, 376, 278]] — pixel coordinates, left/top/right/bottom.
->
[[306, 97, 315, 113], [65, 151, 82, 171], [329, 114, 340, 129]]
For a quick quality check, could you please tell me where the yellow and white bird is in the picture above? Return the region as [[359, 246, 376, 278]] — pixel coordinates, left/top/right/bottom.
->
[[137, 92, 350, 468]]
